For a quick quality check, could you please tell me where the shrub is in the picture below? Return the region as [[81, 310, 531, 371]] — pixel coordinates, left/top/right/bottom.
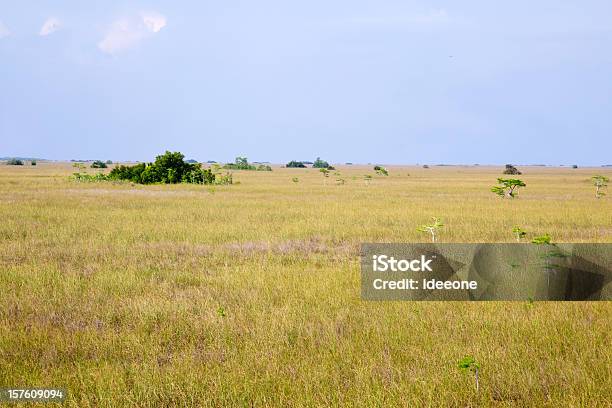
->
[[105, 160, 113, 164], [7, 158, 23, 165], [107, 151, 221, 185], [286, 161, 306, 168], [503, 164, 521, 175], [256, 164, 272, 171], [91, 160, 108, 168], [31, 160, 37, 166], [313, 157, 330, 168], [224, 157, 256, 170]]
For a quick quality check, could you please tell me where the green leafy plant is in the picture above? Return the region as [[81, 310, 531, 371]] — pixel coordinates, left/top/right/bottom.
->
[[320, 168, 329, 185], [592, 175, 609, 198], [531, 234, 552, 245], [6, 158, 24, 165], [458, 356, 480, 391], [502, 164, 521, 175], [91, 160, 107, 168], [292, 177, 299, 183], [286, 160, 306, 168], [106, 151, 227, 185], [374, 165, 389, 176], [313, 157, 330, 169], [417, 217, 444, 242], [491, 178, 526, 198], [224, 156, 256, 170], [512, 226, 527, 242], [256, 164, 272, 171], [217, 307, 226, 317]]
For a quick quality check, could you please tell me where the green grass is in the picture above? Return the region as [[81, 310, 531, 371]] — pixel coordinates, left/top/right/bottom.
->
[[0, 163, 611, 406]]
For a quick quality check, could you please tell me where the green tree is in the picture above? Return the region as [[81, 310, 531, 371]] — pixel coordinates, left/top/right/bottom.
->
[[91, 160, 107, 168], [491, 178, 526, 198], [313, 157, 330, 168], [286, 161, 306, 168]]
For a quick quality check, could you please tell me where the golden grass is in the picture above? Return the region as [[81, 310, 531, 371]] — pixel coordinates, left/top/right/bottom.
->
[[0, 162, 611, 407]]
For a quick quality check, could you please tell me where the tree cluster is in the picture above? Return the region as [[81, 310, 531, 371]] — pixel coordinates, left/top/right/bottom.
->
[[108, 151, 218, 184]]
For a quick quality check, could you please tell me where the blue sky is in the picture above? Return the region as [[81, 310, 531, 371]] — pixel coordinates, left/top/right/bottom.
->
[[1, 1, 611, 164]]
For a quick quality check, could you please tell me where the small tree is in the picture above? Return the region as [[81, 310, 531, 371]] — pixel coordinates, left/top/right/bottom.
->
[[313, 157, 330, 168], [31, 160, 37, 166], [592, 175, 609, 198], [374, 165, 389, 176], [286, 160, 306, 168], [512, 226, 527, 242], [417, 217, 444, 242], [91, 160, 107, 168], [491, 178, 526, 198], [503, 164, 521, 175], [7, 158, 24, 165], [458, 356, 480, 392]]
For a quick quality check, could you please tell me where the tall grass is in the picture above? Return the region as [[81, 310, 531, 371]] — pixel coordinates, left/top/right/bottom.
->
[[0, 163, 611, 406]]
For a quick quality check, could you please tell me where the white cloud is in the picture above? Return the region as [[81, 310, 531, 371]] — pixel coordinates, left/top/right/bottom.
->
[[0, 21, 10, 39], [39, 17, 61, 36], [98, 11, 166, 55], [141, 11, 166, 33]]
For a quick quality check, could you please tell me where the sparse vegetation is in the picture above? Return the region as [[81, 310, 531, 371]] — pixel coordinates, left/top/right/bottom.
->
[[374, 166, 389, 176], [532, 233, 552, 245], [458, 356, 480, 392], [6, 158, 23, 165], [592, 175, 608, 198], [0, 164, 610, 406], [417, 217, 444, 242], [512, 226, 527, 242]]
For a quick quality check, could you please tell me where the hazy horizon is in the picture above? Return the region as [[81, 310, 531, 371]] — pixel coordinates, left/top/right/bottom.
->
[[2, 1, 611, 165]]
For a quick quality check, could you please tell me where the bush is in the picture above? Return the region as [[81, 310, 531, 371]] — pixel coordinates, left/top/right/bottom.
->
[[105, 160, 113, 164], [7, 158, 23, 165], [31, 160, 37, 166], [256, 164, 272, 171], [286, 161, 306, 168], [224, 157, 256, 170], [503, 164, 521, 175], [91, 160, 107, 168], [313, 157, 330, 168], [107, 151, 222, 185]]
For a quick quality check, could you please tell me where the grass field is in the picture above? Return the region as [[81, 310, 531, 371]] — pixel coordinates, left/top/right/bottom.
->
[[1, 162, 611, 407]]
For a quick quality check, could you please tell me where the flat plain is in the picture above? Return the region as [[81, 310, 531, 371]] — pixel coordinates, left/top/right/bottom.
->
[[1, 162, 611, 407]]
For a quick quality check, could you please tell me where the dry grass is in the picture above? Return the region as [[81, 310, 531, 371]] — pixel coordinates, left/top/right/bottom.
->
[[0, 162, 611, 407]]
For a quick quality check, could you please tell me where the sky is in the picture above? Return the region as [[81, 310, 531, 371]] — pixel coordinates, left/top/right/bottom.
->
[[1, 1, 611, 165]]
